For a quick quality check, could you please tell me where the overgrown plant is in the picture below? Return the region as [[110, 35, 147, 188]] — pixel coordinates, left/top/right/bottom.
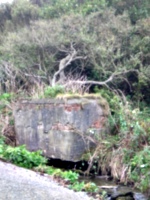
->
[[44, 85, 64, 98], [80, 88, 150, 195], [1, 144, 47, 168], [129, 146, 150, 192], [110, 102, 150, 193], [35, 165, 99, 193], [0, 92, 16, 146], [69, 181, 85, 192], [0, 137, 5, 156], [61, 170, 79, 183]]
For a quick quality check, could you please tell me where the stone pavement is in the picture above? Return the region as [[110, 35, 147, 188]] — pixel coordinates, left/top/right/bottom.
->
[[0, 161, 90, 200]]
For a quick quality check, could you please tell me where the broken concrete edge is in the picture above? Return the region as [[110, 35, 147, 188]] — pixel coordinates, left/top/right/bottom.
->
[[16, 93, 110, 116]]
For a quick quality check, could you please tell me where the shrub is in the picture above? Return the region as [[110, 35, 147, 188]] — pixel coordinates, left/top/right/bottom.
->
[[61, 170, 79, 183], [0, 93, 12, 101], [44, 85, 64, 98], [69, 181, 85, 192], [2, 145, 47, 168], [0, 137, 5, 156], [129, 146, 150, 192], [84, 182, 98, 193]]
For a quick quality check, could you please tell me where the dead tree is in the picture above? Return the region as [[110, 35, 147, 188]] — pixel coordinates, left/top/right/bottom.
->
[[51, 44, 86, 86], [51, 44, 138, 91]]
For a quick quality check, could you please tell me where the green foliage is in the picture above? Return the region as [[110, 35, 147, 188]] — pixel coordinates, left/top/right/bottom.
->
[[46, 167, 79, 183], [94, 87, 126, 134], [0, 144, 4, 156], [94, 87, 120, 113], [0, 93, 12, 102], [36, 165, 98, 193], [127, 0, 150, 24], [45, 166, 57, 175], [31, 165, 65, 177], [42, 166, 79, 184], [0, 3, 149, 101], [108, 0, 150, 23], [84, 182, 98, 193], [80, 0, 107, 15], [39, 0, 76, 19], [44, 85, 64, 98], [0, 93, 13, 115], [88, 93, 150, 193], [49, 168, 63, 177], [69, 181, 85, 192], [11, 0, 40, 26], [61, 170, 79, 183], [39, 0, 107, 19], [0, 137, 5, 145], [2, 145, 47, 168], [129, 146, 150, 192], [33, 164, 49, 173], [101, 190, 108, 199], [69, 181, 99, 192], [115, 105, 150, 192], [0, 93, 14, 131], [0, 137, 5, 156]]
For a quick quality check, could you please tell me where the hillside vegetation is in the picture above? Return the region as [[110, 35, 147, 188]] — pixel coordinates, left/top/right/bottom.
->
[[0, 0, 150, 196]]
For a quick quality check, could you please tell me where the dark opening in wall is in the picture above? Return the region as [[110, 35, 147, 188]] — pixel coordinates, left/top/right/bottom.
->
[[47, 158, 102, 175]]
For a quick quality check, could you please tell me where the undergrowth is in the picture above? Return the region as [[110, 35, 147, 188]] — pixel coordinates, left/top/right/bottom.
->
[[92, 88, 150, 195], [35, 164, 100, 194], [44, 85, 64, 98], [0, 143, 47, 168]]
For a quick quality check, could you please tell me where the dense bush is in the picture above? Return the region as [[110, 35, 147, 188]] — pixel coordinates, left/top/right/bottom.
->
[[44, 85, 64, 98], [108, 0, 150, 24], [129, 146, 150, 192], [1, 144, 47, 168], [0, 0, 149, 102]]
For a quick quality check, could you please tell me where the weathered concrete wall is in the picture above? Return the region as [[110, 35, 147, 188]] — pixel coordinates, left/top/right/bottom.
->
[[14, 96, 109, 161]]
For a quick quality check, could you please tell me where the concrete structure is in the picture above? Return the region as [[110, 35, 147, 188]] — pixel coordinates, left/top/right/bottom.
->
[[14, 95, 109, 161]]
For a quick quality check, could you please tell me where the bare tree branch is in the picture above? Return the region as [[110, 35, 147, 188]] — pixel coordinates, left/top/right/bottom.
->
[[63, 70, 138, 88], [24, 73, 47, 79], [52, 44, 86, 86]]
